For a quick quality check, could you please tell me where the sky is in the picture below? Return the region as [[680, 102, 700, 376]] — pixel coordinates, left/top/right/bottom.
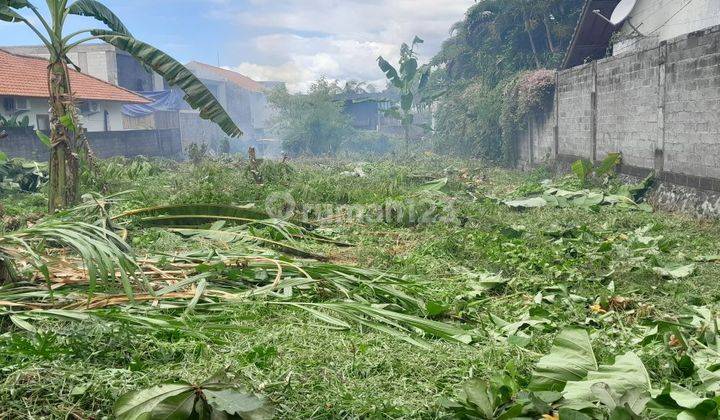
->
[[0, 0, 475, 92]]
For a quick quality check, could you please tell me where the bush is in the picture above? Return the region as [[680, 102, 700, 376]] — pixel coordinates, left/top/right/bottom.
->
[[432, 79, 502, 161], [338, 131, 400, 157], [500, 70, 556, 165]]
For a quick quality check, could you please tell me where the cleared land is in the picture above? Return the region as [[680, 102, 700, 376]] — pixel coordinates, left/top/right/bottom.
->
[[1, 156, 719, 418]]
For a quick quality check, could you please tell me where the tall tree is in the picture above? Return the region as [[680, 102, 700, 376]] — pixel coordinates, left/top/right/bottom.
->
[[0, 0, 242, 212], [432, 0, 583, 86]]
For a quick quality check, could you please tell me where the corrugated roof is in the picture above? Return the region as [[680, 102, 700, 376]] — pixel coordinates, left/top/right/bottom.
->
[[186, 61, 265, 93], [562, 0, 621, 69], [0, 49, 150, 104]]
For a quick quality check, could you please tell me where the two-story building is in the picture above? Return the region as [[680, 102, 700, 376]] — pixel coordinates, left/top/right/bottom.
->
[[0, 49, 149, 132]]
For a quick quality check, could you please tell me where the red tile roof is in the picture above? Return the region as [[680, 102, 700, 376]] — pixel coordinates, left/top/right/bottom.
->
[[0, 49, 150, 104], [187, 61, 265, 93]]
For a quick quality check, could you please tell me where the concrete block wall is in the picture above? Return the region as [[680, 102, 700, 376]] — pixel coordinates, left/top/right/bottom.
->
[[664, 27, 720, 180], [0, 128, 183, 161], [521, 25, 720, 192], [557, 63, 595, 159], [596, 48, 661, 169]]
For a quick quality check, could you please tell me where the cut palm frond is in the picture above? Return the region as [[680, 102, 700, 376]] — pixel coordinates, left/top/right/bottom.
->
[[0, 220, 141, 298], [0, 246, 466, 348], [275, 302, 472, 349]]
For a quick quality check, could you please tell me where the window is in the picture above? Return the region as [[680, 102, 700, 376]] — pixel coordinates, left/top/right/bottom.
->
[[78, 101, 98, 114], [14, 98, 30, 111], [36, 114, 50, 131], [2, 97, 31, 113], [2, 97, 15, 112]]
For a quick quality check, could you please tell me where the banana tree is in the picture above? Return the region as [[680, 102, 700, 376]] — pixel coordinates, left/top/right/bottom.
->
[[377, 36, 430, 148], [0, 0, 242, 212]]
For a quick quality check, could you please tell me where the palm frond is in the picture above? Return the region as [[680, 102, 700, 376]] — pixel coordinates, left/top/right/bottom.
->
[[0, 220, 142, 298], [67, 0, 132, 36]]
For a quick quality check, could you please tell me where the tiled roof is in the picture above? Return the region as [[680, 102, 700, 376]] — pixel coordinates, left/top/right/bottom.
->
[[186, 61, 265, 93], [0, 49, 150, 104]]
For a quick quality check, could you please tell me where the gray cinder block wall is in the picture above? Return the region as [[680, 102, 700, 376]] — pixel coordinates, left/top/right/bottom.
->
[[0, 128, 183, 161], [519, 25, 720, 191]]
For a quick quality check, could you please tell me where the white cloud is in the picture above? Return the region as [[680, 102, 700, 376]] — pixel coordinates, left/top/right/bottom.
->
[[212, 0, 474, 92]]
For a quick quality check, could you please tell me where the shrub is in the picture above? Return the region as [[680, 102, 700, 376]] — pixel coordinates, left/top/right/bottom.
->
[[432, 79, 502, 161], [499, 70, 556, 165]]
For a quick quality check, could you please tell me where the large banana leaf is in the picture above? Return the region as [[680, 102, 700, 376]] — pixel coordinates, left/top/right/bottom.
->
[[115, 204, 272, 226], [0, 5, 24, 22], [68, 0, 132, 36], [378, 57, 403, 89], [529, 328, 598, 392], [90, 30, 242, 138], [0, 0, 31, 8]]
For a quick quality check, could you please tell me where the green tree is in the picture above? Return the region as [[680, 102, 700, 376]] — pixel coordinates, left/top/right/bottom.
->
[[432, 0, 583, 85], [377, 36, 430, 148], [268, 79, 354, 156], [0, 0, 241, 212]]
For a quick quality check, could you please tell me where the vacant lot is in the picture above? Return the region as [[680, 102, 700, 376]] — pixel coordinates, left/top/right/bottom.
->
[[1, 156, 719, 418]]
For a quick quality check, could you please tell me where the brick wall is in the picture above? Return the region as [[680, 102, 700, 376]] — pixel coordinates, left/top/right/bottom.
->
[[521, 25, 720, 191], [0, 128, 183, 161]]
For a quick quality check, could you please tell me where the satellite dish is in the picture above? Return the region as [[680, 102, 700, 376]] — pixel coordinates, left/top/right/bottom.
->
[[610, 0, 638, 26]]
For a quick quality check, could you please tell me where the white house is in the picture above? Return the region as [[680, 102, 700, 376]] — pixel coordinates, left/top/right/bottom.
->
[[614, 0, 720, 54], [0, 48, 149, 132], [3, 44, 166, 92], [563, 0, 720, 68]]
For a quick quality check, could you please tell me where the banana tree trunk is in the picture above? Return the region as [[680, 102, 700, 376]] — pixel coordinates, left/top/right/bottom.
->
[[48, 61, 81, 213]]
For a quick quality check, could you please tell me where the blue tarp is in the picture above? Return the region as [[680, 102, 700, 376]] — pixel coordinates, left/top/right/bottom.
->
[[122, 90, 187, 117]]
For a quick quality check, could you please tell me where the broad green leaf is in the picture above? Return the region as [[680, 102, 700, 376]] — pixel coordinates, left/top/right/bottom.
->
[[596, 153, 622, 177], [653, 264, 696, 279], [563, 353, 651, 408], [149, 391, 196, 420], [0, 151, 7, 161], [698, 368, 720, 393], [91, 31, 242, 138], [572, 192, 604, 208], [608, 406, 636, 420], [668, 384, 706, 409], [59, 114, 76, 132], [572, 159, 593, 183], [9, 314, 36, 332], [0, 5, 25, 22], [68, 0, 132, 36], [504, 196, 548, 209], [377, 56, 403, 89], [114, 384, 193, 420], [619, 388, 651, 416], [558, 408, 593, 419], [426, 301, 449, 316], [1, 0, 32, 8], [418, 67, 430, 91], [203, 388, 274, 419], [462, 379, 495, 418], [592, 382, 618, 410], [418, 177, 448, 191], [35, 130, 51, 148], [529, 328, 598, 392]]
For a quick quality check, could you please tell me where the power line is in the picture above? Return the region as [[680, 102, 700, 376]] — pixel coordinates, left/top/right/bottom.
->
[[616, 0, 697, 51]]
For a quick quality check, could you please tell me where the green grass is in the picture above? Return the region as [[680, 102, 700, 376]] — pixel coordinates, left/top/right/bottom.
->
[[1, 155, 720, 418]]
